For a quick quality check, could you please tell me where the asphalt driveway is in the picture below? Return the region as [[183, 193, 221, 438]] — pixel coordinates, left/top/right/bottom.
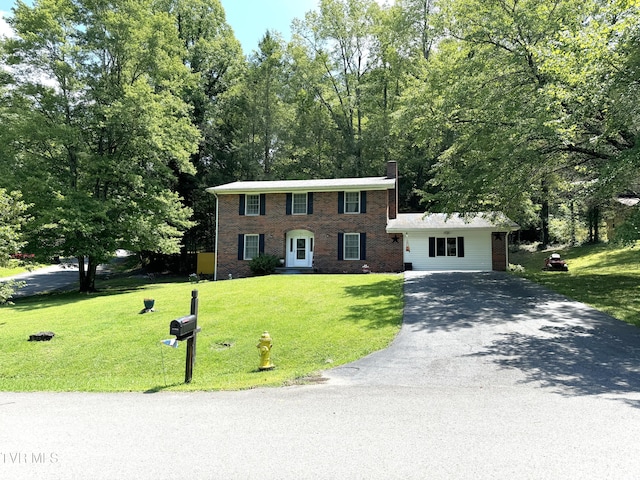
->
[[2, 272, 640, 479], [326, 271, 640, 400]]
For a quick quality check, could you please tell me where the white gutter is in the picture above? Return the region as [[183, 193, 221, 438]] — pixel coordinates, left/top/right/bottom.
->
[[213, 192, 219, 281]]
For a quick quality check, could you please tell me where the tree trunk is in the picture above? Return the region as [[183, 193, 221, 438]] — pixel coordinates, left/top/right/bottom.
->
[[540, 182, 550, 247], [586, 205, 601, 243], [569, 200, 576, 246], [78, 255, 98, 292]]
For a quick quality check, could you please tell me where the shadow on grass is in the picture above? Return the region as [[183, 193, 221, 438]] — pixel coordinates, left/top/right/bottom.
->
[[8, 276, 187, 312], [342, 277, 403, 330], [525, 273, 640, 327]]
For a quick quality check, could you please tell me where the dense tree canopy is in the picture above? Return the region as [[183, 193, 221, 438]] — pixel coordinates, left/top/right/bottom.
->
[[1, 0, 199, 291], [1, 0, 638, 291]]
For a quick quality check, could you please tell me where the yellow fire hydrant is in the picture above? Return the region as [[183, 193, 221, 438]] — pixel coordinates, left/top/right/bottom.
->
[[257, 331, 274, 370]]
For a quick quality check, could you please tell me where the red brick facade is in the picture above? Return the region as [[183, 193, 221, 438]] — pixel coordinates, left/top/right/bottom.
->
[[215, 189, 404, 279], [491, 232, 507, 271]]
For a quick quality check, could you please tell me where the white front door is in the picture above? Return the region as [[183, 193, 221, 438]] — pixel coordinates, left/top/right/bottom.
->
[[286, 232, 313, 268]]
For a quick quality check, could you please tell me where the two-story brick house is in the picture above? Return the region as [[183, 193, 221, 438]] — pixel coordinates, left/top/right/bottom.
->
[[206, 162, 404, 279], [206, 161, 518, 279]]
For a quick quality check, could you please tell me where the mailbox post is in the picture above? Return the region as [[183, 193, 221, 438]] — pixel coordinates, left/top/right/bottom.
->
[[168, 289, 200, 383]]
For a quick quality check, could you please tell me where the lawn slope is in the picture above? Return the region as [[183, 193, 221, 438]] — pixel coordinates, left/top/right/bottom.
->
[[0, 274, 403, 392], [510, 243, 640, 327]]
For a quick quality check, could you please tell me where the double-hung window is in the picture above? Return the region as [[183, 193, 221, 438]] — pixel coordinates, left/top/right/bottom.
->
[[339, 191, 366, 214], [286, 192, 313, 215], [338, 232, 366, 261], [245, 194, 260, 216], [344, 233, 360, 260], [344, 191, 360, 213], [292, 193, 308, 215], [244, 234, 259, 260]]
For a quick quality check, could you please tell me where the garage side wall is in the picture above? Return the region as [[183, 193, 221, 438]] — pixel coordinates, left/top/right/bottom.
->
[[404, 230, 492, 271]]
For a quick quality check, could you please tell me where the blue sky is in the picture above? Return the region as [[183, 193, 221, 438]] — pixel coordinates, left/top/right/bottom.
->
[[0, 0, 320, 54]]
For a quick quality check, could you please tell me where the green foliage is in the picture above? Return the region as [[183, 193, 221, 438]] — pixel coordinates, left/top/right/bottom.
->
[[1, 0, 200, 291], [399, 0, 640, 237], [0, 274, 403, 391], [0, 279, 26, 306], [248, 253, 281, 276], [0, 189, 30, 266], [614, 209, 640, 246]]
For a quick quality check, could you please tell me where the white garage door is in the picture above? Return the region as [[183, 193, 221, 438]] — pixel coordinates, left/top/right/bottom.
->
[[404, 231, 492, 271]]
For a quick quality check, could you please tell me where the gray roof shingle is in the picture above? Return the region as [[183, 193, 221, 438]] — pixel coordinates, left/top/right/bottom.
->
[[387, 213, 519, 232]]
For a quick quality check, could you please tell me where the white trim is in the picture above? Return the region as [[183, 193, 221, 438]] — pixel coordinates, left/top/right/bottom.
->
[[245, 194, 260, 216], [344, 191, 360, 214], [214, 192, 219, 281], [286, 230, 314, 268], [292, 192, 308, 215], [244, 234, 259, 260], [207, 176, 395, 195], [344, 233, 360, 260]]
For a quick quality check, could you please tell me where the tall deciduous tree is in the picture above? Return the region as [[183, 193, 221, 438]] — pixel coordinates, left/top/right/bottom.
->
[[401, 0, 639, 243], [160, 0, 244, 254], [238, 30, 289, 177], [291, 0, 378, 176], [1, 0, 199, 291]]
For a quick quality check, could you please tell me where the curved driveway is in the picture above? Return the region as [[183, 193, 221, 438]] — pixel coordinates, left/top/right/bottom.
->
[[326, 271, 640, 396], [2, 272, 640, 479]]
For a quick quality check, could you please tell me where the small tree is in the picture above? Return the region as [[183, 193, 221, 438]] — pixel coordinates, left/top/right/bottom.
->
[[0, 189, 29, 304]]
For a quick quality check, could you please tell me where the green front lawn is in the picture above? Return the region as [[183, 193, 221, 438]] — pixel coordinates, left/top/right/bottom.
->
[[510, 243, 640, 327], [0, 274, 403, 392], [0, 259, 45, 278]]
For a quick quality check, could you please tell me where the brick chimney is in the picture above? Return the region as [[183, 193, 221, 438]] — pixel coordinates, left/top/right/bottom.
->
[[386, 161, 398, 220]]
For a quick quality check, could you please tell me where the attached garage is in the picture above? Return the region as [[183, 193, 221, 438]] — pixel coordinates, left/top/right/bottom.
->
[[387, 213, 519, 272]]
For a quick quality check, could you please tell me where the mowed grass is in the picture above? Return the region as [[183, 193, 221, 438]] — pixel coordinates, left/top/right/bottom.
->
[[510, 243, 640, 327], [0, 274, 403, 392], [0, 259, 45, 278]]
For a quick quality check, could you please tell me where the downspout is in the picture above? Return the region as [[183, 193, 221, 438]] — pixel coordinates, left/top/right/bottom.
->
[[213, 191, 219, 281]]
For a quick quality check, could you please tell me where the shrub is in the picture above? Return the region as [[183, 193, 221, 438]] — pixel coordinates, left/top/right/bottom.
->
[[248, 254, 280, 276], [0, 280, 26, 306]]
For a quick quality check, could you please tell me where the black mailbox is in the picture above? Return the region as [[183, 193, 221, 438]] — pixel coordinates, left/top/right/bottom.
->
[[170, 314, 197, 340]]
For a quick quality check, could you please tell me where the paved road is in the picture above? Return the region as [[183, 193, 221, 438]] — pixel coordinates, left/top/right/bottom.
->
[[2, 272, 640, 479], [7, 263, 80, 298], [6, 253, 127, 298]]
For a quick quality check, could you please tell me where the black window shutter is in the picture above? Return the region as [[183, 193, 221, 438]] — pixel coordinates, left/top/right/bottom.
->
[[428, 237, 436, 257], [238, 234, 244, 260], [360, 233, 366, 260], [259, 234, 265, 254], [307, 192, 313, 214], [360, 191, 367, 213], [286, 193, 292, 215], [259, 194, 266, 215], [338, 192, 344, 214], [239, 194, 245, 216], [458, 237, 465, 257], [337, 233, 344, 260]]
